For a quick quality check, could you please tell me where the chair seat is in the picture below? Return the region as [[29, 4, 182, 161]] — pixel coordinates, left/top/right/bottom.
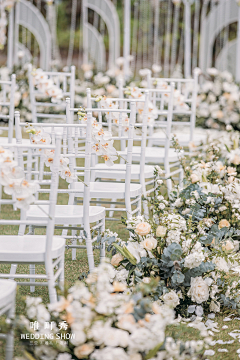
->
[[150, 131, 207, 146], [0, 279, 16, 308], [0, 235, 65, 263], [26, 205, 105, 223], [119, 147, 179, 163], [0, 137, 30, 145], [71, 181, 142, 198], [93, 164, 155, 180]]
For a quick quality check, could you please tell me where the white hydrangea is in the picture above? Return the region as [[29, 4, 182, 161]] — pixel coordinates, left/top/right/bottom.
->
[[166, 230, 181, 245], [184, 242, 206, 269]]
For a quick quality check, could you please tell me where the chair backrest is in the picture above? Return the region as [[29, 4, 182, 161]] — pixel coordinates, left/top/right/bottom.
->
[[88, 91, 149, 184], [67, 96, 136, 190], [28, 64, 75, 123], [15, 110, 94, 218], [119, 70, 199, 142], [146, 69, 199, 140], [0, 74, 16, 143], [0, 140, 61, 255]]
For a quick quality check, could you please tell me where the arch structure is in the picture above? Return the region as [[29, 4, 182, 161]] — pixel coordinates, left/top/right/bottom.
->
[[199, 0, 239, 79], [7, 0, 52, 70], [82, 0, 120, 71]]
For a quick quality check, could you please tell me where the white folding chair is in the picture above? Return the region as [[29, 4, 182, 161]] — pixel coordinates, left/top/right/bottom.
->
[[87, 90, 155, 218], [0, 280, 16, 360], [0, 74, 16, 144], [0, 139, 65, 303], [66, 99, 142, 221], [145, 69, 206, 147], [28, 64, 75, 124], [15, 112, 105, 271]]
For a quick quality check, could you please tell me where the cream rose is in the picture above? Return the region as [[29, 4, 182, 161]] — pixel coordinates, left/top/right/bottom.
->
[[162, 290, 179, 308], [74, 343, 94, 358], [135, 222, 151, 236], [218, 219, 230, 229], [190, 173, 199, 183], [140, 237, 157, 251], [156, 225, 167, 237], [233, 154, 240, 165], [227, 166, 237, 176], [187, 277, 209, 304], [222, 240, 234, 252], [111, 253, 124, 267]]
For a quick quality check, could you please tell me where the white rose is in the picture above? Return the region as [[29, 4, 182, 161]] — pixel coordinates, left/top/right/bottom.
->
[[209, 300, 220, 313], [140, 237, 157, 251], [162, 290, 180, 308], [156, 225, 167, 237], [188, 277, 209, 304], [212, 256, 229, 272], [91, 347, 129, 360], [234, 240, 239, 252]]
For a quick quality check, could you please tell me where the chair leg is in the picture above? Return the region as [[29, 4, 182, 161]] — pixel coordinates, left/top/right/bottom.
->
[[58, 254, 65, 291], [71, 228, 77, 261], [109, 198, 117, 218], [137, 196, 142, 216], [45, 261, 57, 304], [27, 225, 35, 292], [62, 194, 75, 237], [142, 183, 149, 219], [100, 218, 105, 261], [5, 297, 15, 360], [9, 264, 17, 278], [29, 264, 35, 293], [85, 225, 95, 272]]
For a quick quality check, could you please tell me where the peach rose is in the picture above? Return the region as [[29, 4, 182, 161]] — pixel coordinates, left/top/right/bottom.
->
[[135, 222, 151, 236], [74, 343, 94, 358], [228, 176, 234, 183], [222, 240, 234, 252], [156, 225, 167, 237], [111, 253, 124, 267], [113, 281, 127, 292], [140, 237, 157, 251], [190, 173, 199, 183], [218, 219, 230, 229]]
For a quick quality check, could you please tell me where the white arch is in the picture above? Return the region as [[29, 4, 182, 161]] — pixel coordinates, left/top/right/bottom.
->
[[82, 0, 120, 69], [215, 39, 237, 76], [199, 0, 238, 76], [86, 23, 106, 71], [15, 0, 52, 70]]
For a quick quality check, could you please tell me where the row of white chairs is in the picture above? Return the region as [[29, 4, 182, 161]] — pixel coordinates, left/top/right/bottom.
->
[[0, 66, 204, 359]]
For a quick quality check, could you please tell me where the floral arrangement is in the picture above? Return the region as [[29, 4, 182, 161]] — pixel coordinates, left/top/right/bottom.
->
[[78, 106, 120, 167], [108, 146, 240, 317], [196, 68, 240, 130], [0, 145, 39, 210], [16, 261, 206, 360], [32, 68, 64, 104]]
